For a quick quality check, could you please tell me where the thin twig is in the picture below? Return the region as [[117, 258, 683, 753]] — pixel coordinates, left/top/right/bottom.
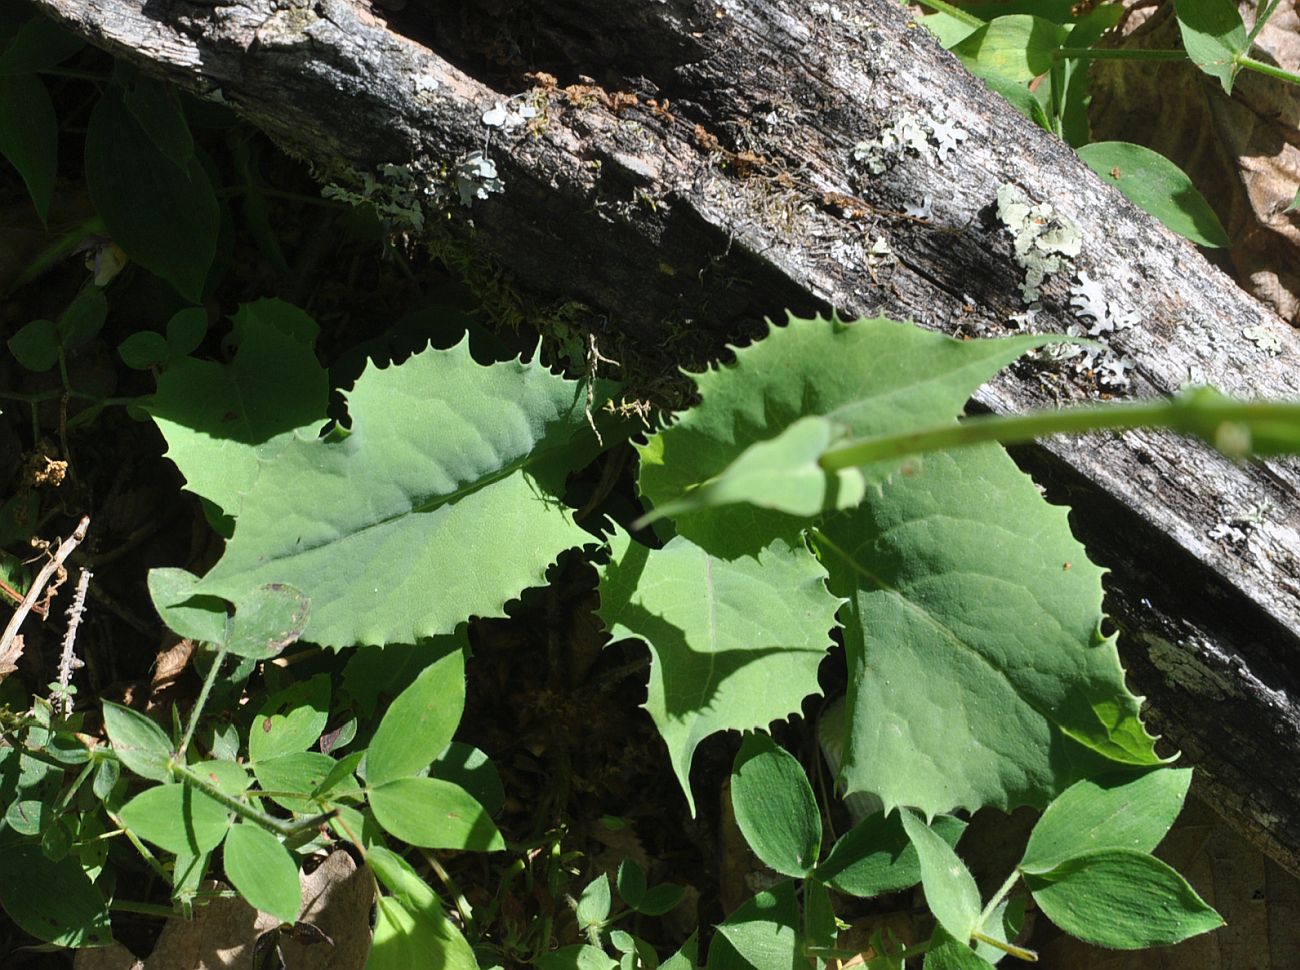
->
[[55, 567, 91, 716], [0, 516, 90, 661]]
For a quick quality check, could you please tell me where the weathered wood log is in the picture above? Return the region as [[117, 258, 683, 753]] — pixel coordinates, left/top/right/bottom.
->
[[31, 0, 1300, 872]]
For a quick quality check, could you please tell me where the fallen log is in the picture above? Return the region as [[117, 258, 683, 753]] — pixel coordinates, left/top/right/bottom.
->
[[30, 0, 1300, 872]]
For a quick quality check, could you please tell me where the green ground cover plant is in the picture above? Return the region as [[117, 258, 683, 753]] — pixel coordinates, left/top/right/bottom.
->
[[0, 1, 1297, 967]]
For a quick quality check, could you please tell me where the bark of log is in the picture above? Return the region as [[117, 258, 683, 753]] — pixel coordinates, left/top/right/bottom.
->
[[31, 0, 1300, 872]]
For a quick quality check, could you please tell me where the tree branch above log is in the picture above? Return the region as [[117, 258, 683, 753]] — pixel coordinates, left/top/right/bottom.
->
[[31, 0, 1300, 871]]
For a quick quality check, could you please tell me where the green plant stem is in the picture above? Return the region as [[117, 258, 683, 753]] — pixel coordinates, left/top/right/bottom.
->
[[1055, 47, 1187, 61], [105, 809, 172, 883], [54, 759, 96, 814], [1247, 0, 1285, 44], [818, 397, 1300, 471], [110, 899, 182, 917], [170, 761, 337, 839], [977, 869, 1022, 930], [1238, 55, 1300, 86], [971, 930, 1038, 962], [908, 0, 983, 26], [422, 849, 477, 934], [177, 643, 227, 760]]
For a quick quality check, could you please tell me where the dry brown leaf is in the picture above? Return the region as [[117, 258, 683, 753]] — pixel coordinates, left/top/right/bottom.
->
[[1089, 2, 1300, 323], [0, 632, 24, 682]]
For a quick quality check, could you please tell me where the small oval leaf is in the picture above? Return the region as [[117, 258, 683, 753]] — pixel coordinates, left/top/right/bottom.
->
[[730, 732, 822, 878], [102, 702, 173, 782], [1078, 141, 1229, 248], [369, 777, 504, 851], [119, 783, 230, 854], [1028, 848, 1223, 948], [223, 823, 301, 924], [366, 645, 465, 786]]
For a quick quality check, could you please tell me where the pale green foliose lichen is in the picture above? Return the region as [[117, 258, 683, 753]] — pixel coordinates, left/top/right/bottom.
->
[[852, 110, 967, 175], [996, 183, 1082, 303]]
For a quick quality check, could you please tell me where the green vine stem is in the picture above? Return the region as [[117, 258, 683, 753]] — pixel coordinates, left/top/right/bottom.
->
[[176, 643, 228, 761], [819, 392, 1300, 471], [170, 761, 337, 840]]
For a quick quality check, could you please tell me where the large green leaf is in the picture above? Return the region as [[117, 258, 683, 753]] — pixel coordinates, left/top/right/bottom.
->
[[185, 339, 600, 647], [84, 85, 218, 302], [146, 299, 329, 523], [598, 529, 840, 813], [815, 444, 1160, 818], [637, 316, 1052, 551]]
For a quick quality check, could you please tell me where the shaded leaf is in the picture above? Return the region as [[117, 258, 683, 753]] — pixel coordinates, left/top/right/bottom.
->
[[1175, 0, 1246, 93], [0, 837, 111, 947], [224, 582, 310, 660], [146, 299, 329, 522], [952, 15, 1068, 84], [119, 331, 170, 370], [0, 16, 83, 75], [924, 927, 998, 970], [85, 85, 217, 302], [58, 285, 108, 351], [430, 741, 505, 817], [0, 74, 56, 222], [537, 946, 619, 970], [369, 895, 478, 970], [709, 880, 800, 970], [147, 567, 228, 644], [249, 674, 330, 763], [7, 319, 58, 372], [816, 811, 966, 899]]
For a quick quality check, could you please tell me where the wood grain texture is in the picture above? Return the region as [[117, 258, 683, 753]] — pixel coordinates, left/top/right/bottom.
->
[[29, 0, 1300, 872]]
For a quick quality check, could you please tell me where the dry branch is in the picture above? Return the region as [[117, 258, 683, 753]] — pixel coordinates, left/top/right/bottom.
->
[[28, 0, 1300, 871]]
